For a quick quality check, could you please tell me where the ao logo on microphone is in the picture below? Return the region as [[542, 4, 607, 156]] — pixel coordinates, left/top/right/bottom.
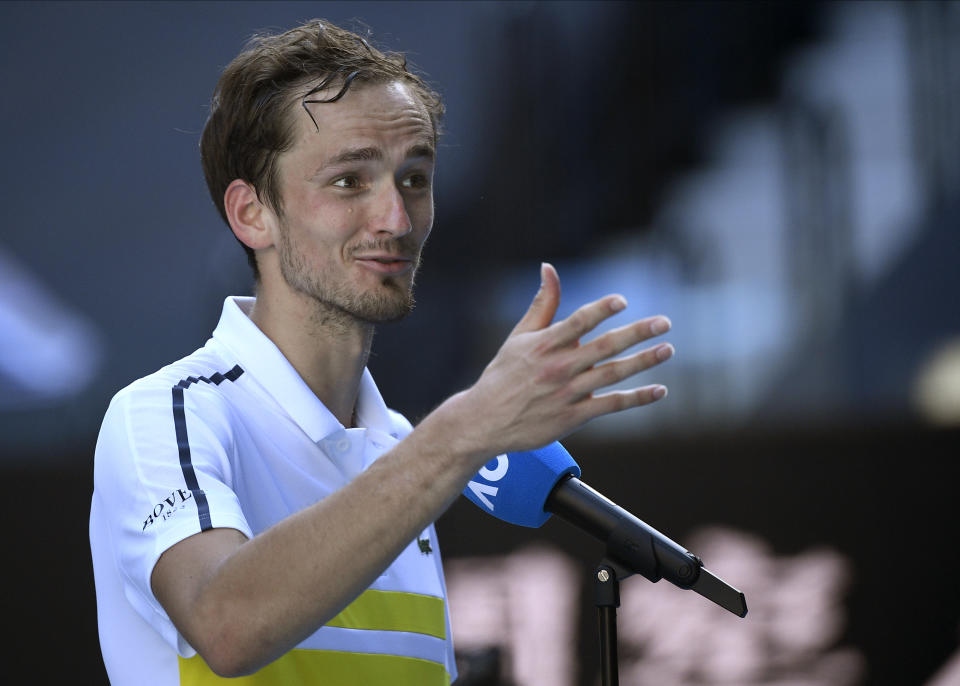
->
[[462, 443, 578, 528], [465, 455, 509, 511]]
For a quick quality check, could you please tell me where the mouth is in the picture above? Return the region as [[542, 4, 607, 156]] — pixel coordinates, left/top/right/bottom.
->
[[353, 254, 415, 275]]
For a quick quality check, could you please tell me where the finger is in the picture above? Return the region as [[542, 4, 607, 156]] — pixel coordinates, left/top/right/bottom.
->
[[568, 343, 674, 396], [576, 384, 668, 421], [510, 263, 561, 335], [551, 293, 629, 346], [575, 316, 672, 371]]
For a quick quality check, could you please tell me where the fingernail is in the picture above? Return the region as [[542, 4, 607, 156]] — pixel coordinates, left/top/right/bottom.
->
[[611, 296, 627, 312], [540, 262, 547, 287], [656, 343, 674, 361], [651, 317, 671, 335], [652, 385, 667, 400]]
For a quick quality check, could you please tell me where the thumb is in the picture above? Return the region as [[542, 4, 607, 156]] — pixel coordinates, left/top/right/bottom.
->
[[510, 262, 561, 335]]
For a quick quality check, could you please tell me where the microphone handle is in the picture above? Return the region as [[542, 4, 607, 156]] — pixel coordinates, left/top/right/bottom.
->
[[545, 475, 702, 588]]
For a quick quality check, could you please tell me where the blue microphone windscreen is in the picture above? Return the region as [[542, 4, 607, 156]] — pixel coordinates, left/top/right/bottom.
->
[[462, 441, 581, 528]]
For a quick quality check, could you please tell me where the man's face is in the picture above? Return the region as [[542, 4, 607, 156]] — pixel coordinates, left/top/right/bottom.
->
[[268, 80, 435, 323]]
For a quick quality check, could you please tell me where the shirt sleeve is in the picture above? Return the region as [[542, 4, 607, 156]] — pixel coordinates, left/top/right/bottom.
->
[[93, 377, 254, 656]]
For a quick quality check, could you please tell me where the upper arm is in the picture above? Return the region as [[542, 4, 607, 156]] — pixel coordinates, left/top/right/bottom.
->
[[150, 527, 249, 652], [93, 380, 253, 655]]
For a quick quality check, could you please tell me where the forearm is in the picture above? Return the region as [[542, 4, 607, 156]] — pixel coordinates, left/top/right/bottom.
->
[[179, 392, 489, 676]]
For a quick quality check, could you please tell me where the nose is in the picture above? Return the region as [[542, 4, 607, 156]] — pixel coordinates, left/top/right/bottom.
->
[[371, 183, 412, 238]]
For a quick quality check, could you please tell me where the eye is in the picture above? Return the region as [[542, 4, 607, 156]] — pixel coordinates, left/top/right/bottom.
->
[[400, 173, 431, 190], [332, 175, 361, 189]]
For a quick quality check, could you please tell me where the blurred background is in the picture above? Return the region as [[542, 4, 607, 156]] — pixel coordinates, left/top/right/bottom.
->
[[2, 1, 959, 683]]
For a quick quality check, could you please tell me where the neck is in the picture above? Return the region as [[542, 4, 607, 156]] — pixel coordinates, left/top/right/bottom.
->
[[249, 281, 374, 428]]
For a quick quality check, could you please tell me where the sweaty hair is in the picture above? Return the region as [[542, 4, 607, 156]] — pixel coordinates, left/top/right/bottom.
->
[[199, 19, 444, 278]]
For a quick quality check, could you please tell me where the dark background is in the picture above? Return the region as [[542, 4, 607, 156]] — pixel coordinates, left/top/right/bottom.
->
[[2, 2, 959, 684]]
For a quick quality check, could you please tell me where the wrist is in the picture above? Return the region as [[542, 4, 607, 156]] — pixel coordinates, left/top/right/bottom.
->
[[416, 389, 499, 472]]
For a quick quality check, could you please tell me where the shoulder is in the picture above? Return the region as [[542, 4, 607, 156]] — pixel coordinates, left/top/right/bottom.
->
[[117, 343, 244, 402], [102, 346, 246, 444]]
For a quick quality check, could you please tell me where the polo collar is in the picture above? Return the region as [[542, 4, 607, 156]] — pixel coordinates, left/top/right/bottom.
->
[[210, 296, 396, 442]]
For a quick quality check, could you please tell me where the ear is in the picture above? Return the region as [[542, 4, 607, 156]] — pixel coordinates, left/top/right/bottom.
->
[[223, 179, 276, 252]]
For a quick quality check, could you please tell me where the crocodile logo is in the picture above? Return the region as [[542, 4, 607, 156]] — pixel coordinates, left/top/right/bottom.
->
[[417, 535, 432, 555]]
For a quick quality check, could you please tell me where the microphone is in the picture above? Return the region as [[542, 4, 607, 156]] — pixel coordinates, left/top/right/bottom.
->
[[462, 442, 747, 617], [463, 441, 580, 528]]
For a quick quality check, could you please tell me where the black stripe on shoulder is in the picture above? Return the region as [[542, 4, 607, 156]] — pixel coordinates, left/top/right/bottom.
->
[[174, 364, 244, 390], [170, 364, 244, 531]]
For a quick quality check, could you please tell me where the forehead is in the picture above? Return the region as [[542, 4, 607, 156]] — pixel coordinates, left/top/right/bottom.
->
[[289, 80, 435, 158]]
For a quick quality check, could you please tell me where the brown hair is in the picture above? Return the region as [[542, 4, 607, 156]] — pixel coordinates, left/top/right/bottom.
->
[[200, 19, 444, 278]]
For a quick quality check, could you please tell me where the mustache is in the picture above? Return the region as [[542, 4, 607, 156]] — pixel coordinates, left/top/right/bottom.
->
[[350, 238, 423, 260]]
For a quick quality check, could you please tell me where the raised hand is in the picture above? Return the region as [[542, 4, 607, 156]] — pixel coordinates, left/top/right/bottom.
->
[[456, 263, 673, 455]]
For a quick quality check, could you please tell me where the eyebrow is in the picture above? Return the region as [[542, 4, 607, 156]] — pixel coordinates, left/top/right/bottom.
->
[[321, 142, 435, 170]]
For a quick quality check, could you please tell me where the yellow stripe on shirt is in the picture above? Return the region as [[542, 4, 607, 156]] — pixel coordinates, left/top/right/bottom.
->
[[324, 589, 445, 639], [178, 590, 448, 685], [179, 649, 450, 685]]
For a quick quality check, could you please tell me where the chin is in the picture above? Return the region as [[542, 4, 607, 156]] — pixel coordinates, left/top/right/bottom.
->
[[354, 295, 416, 323], [325, 282, 417, 324]]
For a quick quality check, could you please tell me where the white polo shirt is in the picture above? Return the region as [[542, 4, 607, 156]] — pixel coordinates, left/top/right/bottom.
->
[[90, 296, 456, 685]]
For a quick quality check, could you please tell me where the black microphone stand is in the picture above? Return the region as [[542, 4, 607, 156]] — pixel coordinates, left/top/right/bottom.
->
[[594, 559, 633, 686]]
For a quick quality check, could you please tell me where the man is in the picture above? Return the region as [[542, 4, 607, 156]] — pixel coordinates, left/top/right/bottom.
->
[[90, 19, 674, 685]]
